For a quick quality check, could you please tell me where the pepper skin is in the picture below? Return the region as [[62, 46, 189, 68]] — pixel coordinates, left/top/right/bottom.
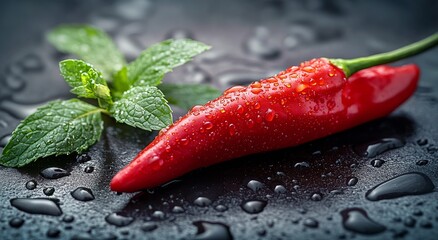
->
[[110, 58, 419, 192]]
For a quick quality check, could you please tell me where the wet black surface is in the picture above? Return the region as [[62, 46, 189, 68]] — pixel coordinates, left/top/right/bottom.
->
[[1, 0, 438, 239]]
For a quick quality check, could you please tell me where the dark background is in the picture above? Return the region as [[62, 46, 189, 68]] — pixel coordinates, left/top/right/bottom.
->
[[1, 0, 438, 239]]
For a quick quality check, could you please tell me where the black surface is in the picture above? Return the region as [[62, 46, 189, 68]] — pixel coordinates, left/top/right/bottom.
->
[[1, 0, 438, 239]]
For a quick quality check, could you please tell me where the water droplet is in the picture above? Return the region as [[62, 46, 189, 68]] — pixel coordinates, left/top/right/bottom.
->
[[370, 159, 385, 168], [360, 138, 404, 158], [303, 218, 319, 228], [70, 187, 95, 202], [194, 197, 212, 207], [151, 211, 166, 220], [40, 167, 70, 179], [43, 187, 55, 196], [404, 217, 416, 227], [193, 221, 233, 240], [241, 200, 267, 214], [310, 193, 323, 201], [419, 220, 433, 229], [165, 28, 195, 40], [62, 215, 75, 223], [294, 161, 310, 169], [203, 121, 213, 130], [416, 160, 429, 166], [150, 155, 164, 171], [141, 222, 158, 232], [105, 213, 134, 227], [10, 198, 62, 216], [214, 205, 228, 212], [247, 180, 264, 192], [244, 26, 280, 60], [340, 208, 386, 234], [76, 153, 91, 163], [25, 180, 37, 190], [347, 177, 358, 186], [228, 124, 236, 136], [365, 172, 435, 201], [416, 138, 428, 146], [264, 109, 275, 122], [172, 206, 185, 213], [46, 228, 61, 238], [84, 166, 95, 173], [274, 185, 287, 194], [9, 218, 24, 228]]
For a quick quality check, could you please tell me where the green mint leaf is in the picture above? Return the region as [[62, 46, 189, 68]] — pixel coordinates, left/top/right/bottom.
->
[[60, 59, 113, 109], [112, 86, 172, 131], [112, 66, 130, 96], [47, 25, 126, 80], [159, 83, 221, 110], [0, 99, 104, 167], [128, 39, 210, 87]]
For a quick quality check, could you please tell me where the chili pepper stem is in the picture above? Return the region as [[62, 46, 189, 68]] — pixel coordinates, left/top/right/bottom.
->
[[329, 32, 438, 78]]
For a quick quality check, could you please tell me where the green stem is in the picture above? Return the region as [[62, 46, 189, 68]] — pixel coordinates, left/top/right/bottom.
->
[[329, 32, 438, 77]]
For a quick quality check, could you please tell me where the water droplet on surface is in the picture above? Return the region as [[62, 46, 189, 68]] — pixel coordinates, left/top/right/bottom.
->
[[347, 177, 358, 186], [71, 187, 95, 202], [340, 208, 386, 235], [416, 160, 429, 166], [264, 109, 275, 122], [193, 221, 233, 240], [194, 197, 212, 207], [46, 228, 61, 238], [10, 198, 62, 216], [303, 218, 319, 228], [43, 187, 55, 196], [84, 166, 95, 173], [294, 161, 310, 169], [310, 193, 323, 201], [241, 200, 267, 214], [9, 218, 24, 228], [416, 138, 428, 146], [105, 213, 134, 227], [25, 180, 37, 190], [214, 205, 228, 212], [165, 28, 195, 40], [370, 159, 385, 168], [141, 222, 158, 232], [62, 215, 75, 223], [76, 153, 91, 163], [365, 172, 435, 201], [404, 217, 416, 227], [360, 138, 404, 158], [244, 26, 280, 60], [40, 167, 70, 179], [151, 210, 166, 220], [247, 180, 264, 192], [274, 185, 287, 194], [172, 206, 185, 213]]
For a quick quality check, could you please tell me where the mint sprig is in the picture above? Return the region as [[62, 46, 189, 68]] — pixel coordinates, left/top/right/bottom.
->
[[0, 25, 220, 167]]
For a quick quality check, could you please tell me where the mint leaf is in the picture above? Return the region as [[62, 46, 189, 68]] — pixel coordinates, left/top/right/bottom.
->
[[60, 59, 113, 109], [112, 66, 129, 96], [112, 86, 172, 131], [48, 25, 126, 80], [159, 83, 221, 110], [128, 39, 210, 87], [0, 99, 104, 167]]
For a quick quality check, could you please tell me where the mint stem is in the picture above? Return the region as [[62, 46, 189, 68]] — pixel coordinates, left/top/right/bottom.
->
[[329, 32, 438, 77]]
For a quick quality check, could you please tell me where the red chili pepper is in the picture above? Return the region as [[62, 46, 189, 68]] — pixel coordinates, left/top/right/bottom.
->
[[111, 33, 438, 192]]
